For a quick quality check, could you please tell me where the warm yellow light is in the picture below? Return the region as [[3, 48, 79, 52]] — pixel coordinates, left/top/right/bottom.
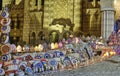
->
[[102, 52, 109, 58], [51, 43, 55, 49], [16, 45, 22, 52], [109, 51, 116, 56], [75, 37, 79, 43], [38, 44, 43, 51], [106, 52, 109, 57], [54, 42, 58, 49], [114, 0, 117, 5], [34, 46, 38, 52]]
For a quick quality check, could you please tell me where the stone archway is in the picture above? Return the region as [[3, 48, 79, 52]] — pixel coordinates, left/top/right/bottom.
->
[[30, 32, 36, 45], [48, 30, 60, 43], [62, 30, 74, 40]]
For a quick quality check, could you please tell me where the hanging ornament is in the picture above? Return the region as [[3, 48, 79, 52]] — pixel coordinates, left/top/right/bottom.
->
[[0, 18, 11, 26], [34, 46, 38, 52], [1, 26, 10, 33], [51, 43, 55, 49], [38, 44, 43, 51], [54, 42, 58, 49], [16, 45, 22, 52], [1, 33, 9, 44], [1, 10, 9, 18], [1, 44, 10, 55], [0, 6, 11, 48]]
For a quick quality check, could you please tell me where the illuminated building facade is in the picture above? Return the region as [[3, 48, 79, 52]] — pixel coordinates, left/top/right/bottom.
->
[[0, 0, 117, 44]]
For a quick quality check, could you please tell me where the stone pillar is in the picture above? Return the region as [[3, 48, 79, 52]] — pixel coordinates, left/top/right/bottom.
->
[[73, 0, 81, 32], [100, 0, 115, 40], [23, 0, 30, 44], [38, 0, 41, 10]]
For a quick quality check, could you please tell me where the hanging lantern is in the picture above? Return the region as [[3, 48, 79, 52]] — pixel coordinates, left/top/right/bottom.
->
[[34, 46, 39, 52], [38, 44, 43, 51], [51, 43, 55, 49], [16, 45, 22, 52], [58, 41, 63, 48], [54, 42, 58, 49]]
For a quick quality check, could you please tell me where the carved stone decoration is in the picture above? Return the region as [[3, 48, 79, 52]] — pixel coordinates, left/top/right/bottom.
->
[[50, 18, 74, 31]]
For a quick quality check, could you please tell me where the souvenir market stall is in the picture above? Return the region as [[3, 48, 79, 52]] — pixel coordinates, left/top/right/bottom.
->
[[108, 31, 120, 55], [0, 8, 116, 76]]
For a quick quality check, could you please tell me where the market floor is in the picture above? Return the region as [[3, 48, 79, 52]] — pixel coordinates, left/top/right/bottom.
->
[[28, 55, 120, 76]]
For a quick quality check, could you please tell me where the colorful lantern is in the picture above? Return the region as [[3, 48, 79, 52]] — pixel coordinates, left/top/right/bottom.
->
[[54, 42, 58, 49], [1, 44, 10, 55], [51, 43, 55, 49], [16, 45, 22, 52], [38, 44, 43, 51], [34, 46, 38, 52], [58, 41, 63, 48]]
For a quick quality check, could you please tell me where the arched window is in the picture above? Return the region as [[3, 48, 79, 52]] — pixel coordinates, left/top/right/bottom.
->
[[17, 20, 20, 29], [11, 20, 14, 29], [88, 0, 93, 2], [41, 0, 44, 6], [30, 32, 36, 45], [38, 31, 44, 40], [32, 32, 36, 37], [35, 0, 38, 6]]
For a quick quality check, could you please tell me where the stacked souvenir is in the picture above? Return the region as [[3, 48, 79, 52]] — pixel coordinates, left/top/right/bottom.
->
[[89, 36, 116, 61], [108, 31, 120, 55], [0, 7, 9, 76], [0, 7, 117, 76], [0, 7, 18, 76], [12, 37, 94, 75]]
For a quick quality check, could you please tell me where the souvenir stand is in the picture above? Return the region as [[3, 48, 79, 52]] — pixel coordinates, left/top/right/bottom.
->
[[0, 7, 16, 76], [0, 7, 117, 76], [108, 31, 120, 55]]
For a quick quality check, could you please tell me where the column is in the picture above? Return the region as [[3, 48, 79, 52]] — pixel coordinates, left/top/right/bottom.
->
[[23, 0, 30, 44], [73, 0, 81, 32], [100, 0, 115, 41], [43, 0, 51, 29]]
